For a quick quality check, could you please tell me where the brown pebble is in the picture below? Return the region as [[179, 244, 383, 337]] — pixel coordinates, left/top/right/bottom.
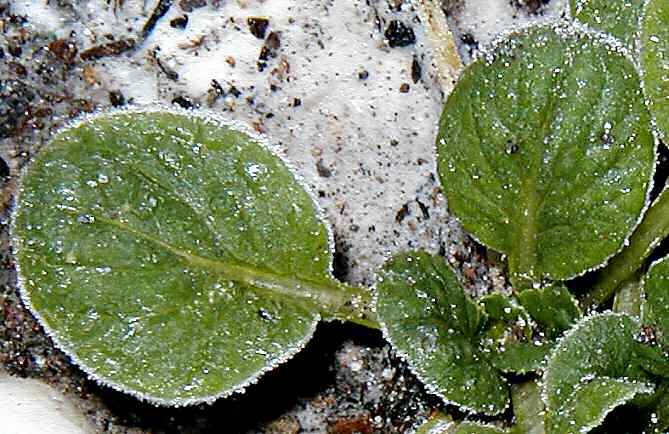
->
[[225, 56, 236, 67], [399, 83, 410, 93]]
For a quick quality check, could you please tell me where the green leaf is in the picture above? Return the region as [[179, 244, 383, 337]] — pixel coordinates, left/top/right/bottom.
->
[[518, 284, 581, 339], [452, 422, 507, 434], [489, 342, 548, 375], [12, 109, 358, 405], [571, 0, 645, 51], [479, 294, 547, 374], [544, 313, 654, 434], [641, 0, 669, 141], [481, 286, 580, 374], [510, 380, 544, 434], [643, 254, 669, 351], [546, 377, 654, 434], [375, 251, 509, 415], [436, 25, 654, 284], [636, 256, 669, 377]]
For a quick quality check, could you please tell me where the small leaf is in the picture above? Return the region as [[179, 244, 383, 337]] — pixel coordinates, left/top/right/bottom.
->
[[544, 313, 654, 434], [510, 380, 544, 434], [518, 284, 581, 339], [643, 255, 669, 350], [641, 0, 669, 140], [479, 294, 546, 374], [452, 422, 507, 434], [636, 256, 669, 377], [375, 251, 509, 415], [571, 0, 645, 51], [546, 377, 654, 434], [437, 25, 654, 283], [12, 109, 353, 405], [489, 343, 548, 375]]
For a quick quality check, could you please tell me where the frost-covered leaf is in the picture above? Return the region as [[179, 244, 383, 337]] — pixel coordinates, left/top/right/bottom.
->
[[636, 256, 669, 378], [437, 25, 654, 283], [416, 415, 507, 434], [510, 380, 544, 434], [546, 377, 654, 434], [571, 0, 645, 51], [452, 422, 507, 434], [12, 109, 354, 405], [479, 294, 546, 374], [642, 257, 669, 350], [375, 251, 509, 415], [517, 284, 581, 339], [641, 0, 669, 140], [544, 313, 654, 434], [482, 286, 580, 375]]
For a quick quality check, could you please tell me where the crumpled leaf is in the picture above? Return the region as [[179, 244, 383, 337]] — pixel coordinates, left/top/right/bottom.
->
[[570, 0, 645, 51], [482, 286, 581, 374], [12, 109, 354, 405], [641, 0, 669, 140], [375, 251, 509, 415], [479, 294, 545, 374], [517, 284, 581, 339], [544, 313, 654, 434], [437, 24, 654, 283]]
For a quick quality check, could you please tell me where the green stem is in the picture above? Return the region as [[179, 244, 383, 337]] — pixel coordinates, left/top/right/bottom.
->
[[582, 187, 669, 308]]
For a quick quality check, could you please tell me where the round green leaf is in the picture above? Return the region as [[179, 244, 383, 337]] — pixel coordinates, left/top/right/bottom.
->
[[544, 313, 653, 433], [375, 251, 509, 415], [437, 25, 654, 283], [641, 0, 669, 140], [12, 108, 349, 405], [571, 0, 645, 51]]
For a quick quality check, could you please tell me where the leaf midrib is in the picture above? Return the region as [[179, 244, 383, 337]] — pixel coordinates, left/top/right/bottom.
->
[[92, 214, 350, 315]]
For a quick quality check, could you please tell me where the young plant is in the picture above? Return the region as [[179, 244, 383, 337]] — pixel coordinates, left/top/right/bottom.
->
[[11, 1, 669, 433], [12, 109, 374, 405]]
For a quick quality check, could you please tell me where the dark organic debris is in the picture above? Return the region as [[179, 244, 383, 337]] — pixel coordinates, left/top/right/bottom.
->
[[80, 39, 136, 61], [247, 17, 270, 39], [178, 0, 206, 12], [399, 83, 410, 93], [0, 156, 10, 180], [411, 56, 421, 83], [170, 15, 189, 29], [358, 69, 369, 80], [142, 0, 173, 38], [108, 90, 126, 107], [316, 159, 332, 178], [47, 39, 78, 64], [0, 79, 35, 139], [172, 95, 193, 109], [511, 0, 551, 15], [384, 20, 415, 48]]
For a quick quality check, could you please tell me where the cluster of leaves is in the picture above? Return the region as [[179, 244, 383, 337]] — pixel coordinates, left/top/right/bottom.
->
[[403, 0, 669, 432], [9, 0, 669, 433]]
